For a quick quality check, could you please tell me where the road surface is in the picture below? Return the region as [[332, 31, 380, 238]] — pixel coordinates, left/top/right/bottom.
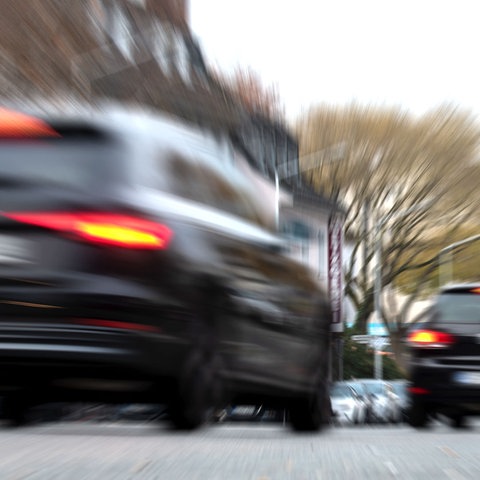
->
[[0, 419, 479, 479]]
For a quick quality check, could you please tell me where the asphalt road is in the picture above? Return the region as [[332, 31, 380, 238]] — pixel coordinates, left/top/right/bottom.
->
[[0, 419, 480, 479]]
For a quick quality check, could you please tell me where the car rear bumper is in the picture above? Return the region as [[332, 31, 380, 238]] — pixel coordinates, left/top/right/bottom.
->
[[0, 273, 194, 399], [410, 363, 480, 412]]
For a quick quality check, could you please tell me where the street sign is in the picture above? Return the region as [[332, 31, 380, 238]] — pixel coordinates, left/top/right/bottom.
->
[[351, 334, 390, 348], [368, 321, 388, 336], [351, 334, 372, 344], [372, 337, 388, 350]]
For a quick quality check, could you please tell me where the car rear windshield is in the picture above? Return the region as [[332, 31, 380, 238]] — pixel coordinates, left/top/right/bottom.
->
[[435, 293, 480, 323], [0, 140, 122, 190]]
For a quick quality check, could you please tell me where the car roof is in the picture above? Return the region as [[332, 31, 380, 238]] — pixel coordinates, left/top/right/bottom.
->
[[439, 283, 480, 293], [3, 104, 221, 150], [350, 378, 387, 383]]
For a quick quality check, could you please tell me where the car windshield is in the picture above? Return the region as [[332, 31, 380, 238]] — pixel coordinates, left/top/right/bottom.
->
[[435, 293, 480, 323]]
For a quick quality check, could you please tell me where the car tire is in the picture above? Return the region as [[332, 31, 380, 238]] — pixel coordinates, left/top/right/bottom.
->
[[290, 381, 331, 432], [169, 349, 224, 430], [169, 288, 227, 431], [408, 398, 429, 428], [1, 393, 32, 427], [449, 413, 467, 429]]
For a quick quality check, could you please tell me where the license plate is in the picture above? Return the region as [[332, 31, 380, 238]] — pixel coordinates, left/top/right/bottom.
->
[[0, 235, 32, 265], [454, 371, 480, 385]]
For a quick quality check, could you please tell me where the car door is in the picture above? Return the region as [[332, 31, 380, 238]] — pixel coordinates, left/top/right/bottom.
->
[[217, 238, 329, 391]]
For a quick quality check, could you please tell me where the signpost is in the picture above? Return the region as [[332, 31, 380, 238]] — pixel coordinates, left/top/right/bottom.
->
[[351, 334, 389, 379], [351, 335, 389, 348]]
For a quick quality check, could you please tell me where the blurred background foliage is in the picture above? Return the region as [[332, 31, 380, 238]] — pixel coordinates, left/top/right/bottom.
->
[[297, 103, 480, 372], [340, 327, 405, 380], [395, 225, 480, 295]]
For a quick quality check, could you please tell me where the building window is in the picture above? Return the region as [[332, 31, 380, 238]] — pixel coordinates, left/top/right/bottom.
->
[[281, 220, 311, 241]]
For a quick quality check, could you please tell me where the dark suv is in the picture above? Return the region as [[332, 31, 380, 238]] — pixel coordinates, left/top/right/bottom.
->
[[407, 284, 480, 428], [0, 107, 332, 431]]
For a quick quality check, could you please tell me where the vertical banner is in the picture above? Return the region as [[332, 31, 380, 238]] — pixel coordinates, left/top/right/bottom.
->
[[328, 214, 344, 333]]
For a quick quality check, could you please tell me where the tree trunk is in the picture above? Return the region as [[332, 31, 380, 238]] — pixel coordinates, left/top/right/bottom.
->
[[389, 329, 409, 377], [353, 294, 374, 334]]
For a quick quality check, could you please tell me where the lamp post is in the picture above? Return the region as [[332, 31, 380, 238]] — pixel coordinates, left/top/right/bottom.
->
[[373, 200, 433, 379], [438, 234, 480, 286]]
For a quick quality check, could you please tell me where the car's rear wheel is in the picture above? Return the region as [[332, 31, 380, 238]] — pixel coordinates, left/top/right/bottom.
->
[[289, 381, 331, 432], [168, 292, 226, 431], [408, 397, 429, 428], [1, 393, 33, 427], [168, 348, 224, 430], [449, 413, 467, 429]]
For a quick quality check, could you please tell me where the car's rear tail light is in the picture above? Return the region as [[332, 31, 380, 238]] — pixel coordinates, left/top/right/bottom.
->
[[407, 329, 455, 348], [3, 212, 172, 249], [408, 386, 430, 395], [73, 318, 160, 333], [0, 108, 60, 138]]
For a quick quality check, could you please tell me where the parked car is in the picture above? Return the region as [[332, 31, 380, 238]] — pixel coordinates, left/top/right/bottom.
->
[[346, 380, 374, 423], [355, 379, 401, 423], [214, 404, 287, 423], [222, 405, 265, 422], [0, 107, 332, 432], [330, 382, 367, 425], [407, 284, 480, 428], [390, 379, 410, 422]]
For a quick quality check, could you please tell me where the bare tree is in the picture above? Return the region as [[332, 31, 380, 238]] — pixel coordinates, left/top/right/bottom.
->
[[296, 103, 480, 371]]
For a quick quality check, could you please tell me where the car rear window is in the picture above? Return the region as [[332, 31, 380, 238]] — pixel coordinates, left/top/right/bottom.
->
[[435, 292, 480, 324], [0, 113, 125, 190], [0, 140, 122, 190]]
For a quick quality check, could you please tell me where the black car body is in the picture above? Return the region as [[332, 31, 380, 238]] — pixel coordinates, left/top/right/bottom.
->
[[407, 284, 480, 428], [0, 107, 332, 431]]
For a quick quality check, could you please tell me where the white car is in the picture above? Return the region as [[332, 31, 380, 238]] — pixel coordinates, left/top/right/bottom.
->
[[358, 379, 401, 423], [330, 382, 367, 425]]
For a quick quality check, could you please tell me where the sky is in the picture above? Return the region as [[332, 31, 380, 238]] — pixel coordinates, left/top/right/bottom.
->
[[189, 0, 480, 121]]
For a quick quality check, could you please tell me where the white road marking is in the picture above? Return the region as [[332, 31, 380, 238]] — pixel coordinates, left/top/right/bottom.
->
[[130, 460, 151, 474], [385, 461, 399, 476], [444, 468, 467, 480], [438, 446, 461, 458]]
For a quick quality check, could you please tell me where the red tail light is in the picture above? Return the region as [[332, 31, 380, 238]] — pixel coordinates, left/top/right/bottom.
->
[[74, 318, 160, 333], [407, 329, 455, 348], [0, 108, 60, 138], [4, 212, 172, 250], [408, 386, 430, 395]]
